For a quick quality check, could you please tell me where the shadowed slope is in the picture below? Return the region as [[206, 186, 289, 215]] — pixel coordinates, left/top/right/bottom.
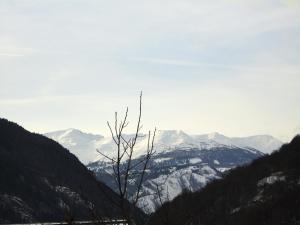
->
[[0, 118, 125, 223]]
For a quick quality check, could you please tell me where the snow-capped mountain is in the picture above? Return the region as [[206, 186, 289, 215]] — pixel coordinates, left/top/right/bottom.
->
[[45, 129, 283, 164], [195, 132, 283, 154], [148, 136, 300, 225], [44, 128, 103, 164], [45, 128, 283, 213]]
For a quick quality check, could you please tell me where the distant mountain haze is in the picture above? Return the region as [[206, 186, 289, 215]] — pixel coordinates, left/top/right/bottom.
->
[[45, 129, 104, 165], [45, 129, 283, 164]]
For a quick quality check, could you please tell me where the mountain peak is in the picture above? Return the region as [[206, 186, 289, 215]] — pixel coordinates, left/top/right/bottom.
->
[[44, 129, 103, 164], [65, 127, 81, 133], [155, 130, 193, 147], [157, 130, 187, 135], [207, 132, 225, 139], [45, 128, 284, 163]]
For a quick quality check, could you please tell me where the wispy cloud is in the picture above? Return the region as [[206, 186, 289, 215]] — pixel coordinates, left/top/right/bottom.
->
[[0, 53, 24, 57], [0, 0, 299, 140], [129, 57, 300, 75], [0, 46, 36, 57]]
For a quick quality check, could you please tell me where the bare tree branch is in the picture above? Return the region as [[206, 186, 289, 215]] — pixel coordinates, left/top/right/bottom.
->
[[107, 121, 117, 144], [96, 149, 117, 164], [133, 128, 157, 206], [97, 92, 156, 225]]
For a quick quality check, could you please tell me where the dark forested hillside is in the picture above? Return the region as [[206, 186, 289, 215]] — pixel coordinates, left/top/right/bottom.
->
[[149, 135, 300, 225], [0, 118, 127, 223]]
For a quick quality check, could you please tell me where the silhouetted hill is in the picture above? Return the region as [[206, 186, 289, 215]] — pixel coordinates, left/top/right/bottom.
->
[[0, 118, 128, 223], [149, 135, 300, 225]]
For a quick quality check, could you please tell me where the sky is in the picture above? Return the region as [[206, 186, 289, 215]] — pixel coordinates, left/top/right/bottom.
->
[[0, 0, 300, 141]]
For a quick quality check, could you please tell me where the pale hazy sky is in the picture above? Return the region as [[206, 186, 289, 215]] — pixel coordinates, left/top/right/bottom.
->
[[0, 0, 300, 141]]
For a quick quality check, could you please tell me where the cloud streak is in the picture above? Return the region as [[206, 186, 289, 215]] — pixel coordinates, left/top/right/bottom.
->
[[0, 0, 299, 141], [129, 57, 300, 75], [0, 53, 24, 57]]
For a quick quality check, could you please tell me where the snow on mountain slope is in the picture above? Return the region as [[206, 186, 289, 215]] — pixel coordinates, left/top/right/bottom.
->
[[137, 165, 218, 213], [231, 135, 283, 154], [45, 129, 283, 164], [91, 130, 277, 162], [44, 128, 103, 164], [195, 132, 234, 146], [195, 132, 282, 154], [88, 147, 264, 213], [94, 130, 199, 160], [45, 128, 282, 213]]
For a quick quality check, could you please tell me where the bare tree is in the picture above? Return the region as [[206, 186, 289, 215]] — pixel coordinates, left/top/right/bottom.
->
[[97, 92, 156, 225]]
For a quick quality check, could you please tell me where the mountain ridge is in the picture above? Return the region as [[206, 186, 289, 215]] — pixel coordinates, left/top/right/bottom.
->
[[148, 135, 300, 225], [44, 128, 283, 214], [45, 129, 283, 164]]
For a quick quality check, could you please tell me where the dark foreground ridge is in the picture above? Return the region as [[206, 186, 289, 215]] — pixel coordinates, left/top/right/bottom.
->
[[149, 134, 300, 225], [0, 118, 142, 223]]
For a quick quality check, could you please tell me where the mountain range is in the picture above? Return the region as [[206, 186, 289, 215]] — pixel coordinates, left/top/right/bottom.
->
[[148, 135, 300, 225], [45, 129, 282, 164], [45, 129, 283, 213], [0, 118, 292, 223]]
